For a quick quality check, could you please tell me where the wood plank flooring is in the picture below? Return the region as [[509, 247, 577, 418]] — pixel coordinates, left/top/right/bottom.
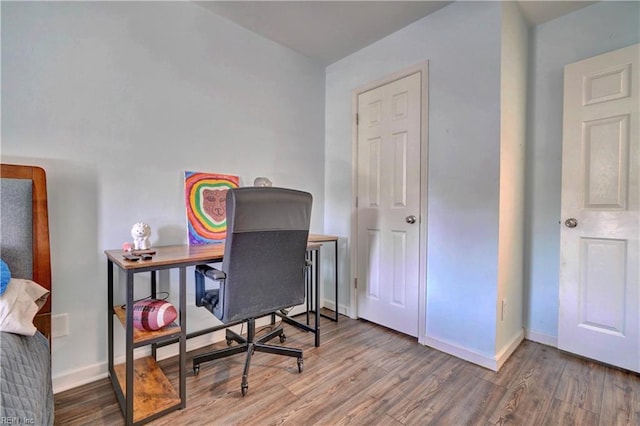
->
[[54, 314, 640, 425]]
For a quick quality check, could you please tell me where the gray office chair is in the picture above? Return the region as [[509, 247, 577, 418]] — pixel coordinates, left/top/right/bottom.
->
[[193, 187, 312, 396]]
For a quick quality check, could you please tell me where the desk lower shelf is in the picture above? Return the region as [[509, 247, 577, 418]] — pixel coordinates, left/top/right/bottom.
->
[[113, 357, 181, 424], [113, 306, 180, 344]]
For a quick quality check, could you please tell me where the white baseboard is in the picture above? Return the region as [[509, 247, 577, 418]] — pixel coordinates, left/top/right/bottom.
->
[[423, 336, 499, 371], [524, 328, 557, 347], [53, 318, 273, 394], [321, 299, 349, 317], [495, 329, 525, 370], [53, 362, 108, 394], [423, 329, 524, 372]]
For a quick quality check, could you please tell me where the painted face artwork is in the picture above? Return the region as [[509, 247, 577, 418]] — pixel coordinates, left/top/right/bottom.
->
[[185, 171, 239, 244], [202, 188, 228, 223]]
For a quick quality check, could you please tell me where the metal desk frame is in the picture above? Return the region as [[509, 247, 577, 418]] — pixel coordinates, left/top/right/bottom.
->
[[106, 244, 224, 425], [105, 235, 339, 423], [307, 234, 340, 322]]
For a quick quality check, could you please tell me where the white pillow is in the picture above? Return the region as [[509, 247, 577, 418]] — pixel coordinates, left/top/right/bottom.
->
[[0, 278, 50, 336]]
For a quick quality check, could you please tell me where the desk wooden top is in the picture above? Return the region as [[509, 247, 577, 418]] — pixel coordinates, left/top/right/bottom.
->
[[105, 234, 336, 271], [308, 234, 338, 243], [105, 244, 225, 270]]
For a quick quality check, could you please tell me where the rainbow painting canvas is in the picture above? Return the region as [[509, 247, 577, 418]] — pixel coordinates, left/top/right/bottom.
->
[[185, 171, 239, 244]]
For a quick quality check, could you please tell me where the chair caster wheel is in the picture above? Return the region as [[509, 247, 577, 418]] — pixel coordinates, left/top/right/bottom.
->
[[241, 383, 248, 396], [193, 365, 200, 376], [297, 358, 304, 373], [279, 334, 286, 343]]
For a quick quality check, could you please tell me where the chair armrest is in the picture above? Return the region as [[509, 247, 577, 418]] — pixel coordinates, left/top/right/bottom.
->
[[198, 264, 226, 281], [194, 264, 226, 308]]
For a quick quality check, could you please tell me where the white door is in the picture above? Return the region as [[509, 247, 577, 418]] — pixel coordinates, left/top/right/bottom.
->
[[559, 43, 639, 373], [356, 71, 422, 337]]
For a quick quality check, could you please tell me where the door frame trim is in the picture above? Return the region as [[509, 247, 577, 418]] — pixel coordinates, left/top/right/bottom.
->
[[350, 62, 429, 343]]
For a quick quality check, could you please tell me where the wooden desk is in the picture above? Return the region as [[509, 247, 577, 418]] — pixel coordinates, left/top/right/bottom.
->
[[105, 236, 336, 424], [105, 244, 225, 425]]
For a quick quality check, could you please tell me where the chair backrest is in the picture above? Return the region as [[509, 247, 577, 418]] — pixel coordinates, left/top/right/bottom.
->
[[219, 187, 312, 323]]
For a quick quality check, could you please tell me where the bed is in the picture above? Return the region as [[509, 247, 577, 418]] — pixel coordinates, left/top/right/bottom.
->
[[0, 164, 54, 425]]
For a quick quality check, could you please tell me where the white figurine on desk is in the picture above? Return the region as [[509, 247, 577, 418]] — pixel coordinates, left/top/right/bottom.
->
[[131, 222, 151, 250]]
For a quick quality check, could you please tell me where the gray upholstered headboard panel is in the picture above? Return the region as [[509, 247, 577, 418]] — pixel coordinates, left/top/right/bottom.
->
[[0, 178, 34, 280]]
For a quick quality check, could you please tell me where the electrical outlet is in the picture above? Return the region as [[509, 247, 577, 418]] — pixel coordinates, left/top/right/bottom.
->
[[501, 299, 508, 321], [52, 313, 69, 338]]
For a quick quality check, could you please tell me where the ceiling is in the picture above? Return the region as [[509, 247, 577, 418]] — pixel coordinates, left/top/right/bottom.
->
[[195, 1, 597, 65]]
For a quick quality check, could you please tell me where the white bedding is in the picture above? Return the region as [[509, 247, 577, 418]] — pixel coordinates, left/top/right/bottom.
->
[[0, 278, 49, 336]]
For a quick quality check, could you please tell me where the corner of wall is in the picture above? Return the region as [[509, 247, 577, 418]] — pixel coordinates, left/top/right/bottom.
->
[[496, 0, 529, 357]]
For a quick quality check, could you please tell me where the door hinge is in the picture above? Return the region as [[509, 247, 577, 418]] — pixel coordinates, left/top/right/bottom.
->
[[356, 113, 359, 125], [354, 277, 358, 289], [355, 197, 358, 208]]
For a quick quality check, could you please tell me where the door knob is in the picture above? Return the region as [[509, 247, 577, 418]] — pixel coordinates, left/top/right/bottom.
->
[[406, 215, 417, 224], [564, 218, 578, 228]]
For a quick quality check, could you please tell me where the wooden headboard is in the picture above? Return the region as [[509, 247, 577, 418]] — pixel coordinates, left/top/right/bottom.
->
[[0, 164, 52, 339]]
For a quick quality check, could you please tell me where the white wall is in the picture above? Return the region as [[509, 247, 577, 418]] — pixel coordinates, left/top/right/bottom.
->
[[496, 1, 528, 359], [325, 1, 503, 357], [524, 1, 640, 345], [1, 1, 325, 390], [5, 0, 638, 391]]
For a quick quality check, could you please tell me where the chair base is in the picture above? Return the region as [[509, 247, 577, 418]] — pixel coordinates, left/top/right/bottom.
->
[[192, 318, 303, 396]]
